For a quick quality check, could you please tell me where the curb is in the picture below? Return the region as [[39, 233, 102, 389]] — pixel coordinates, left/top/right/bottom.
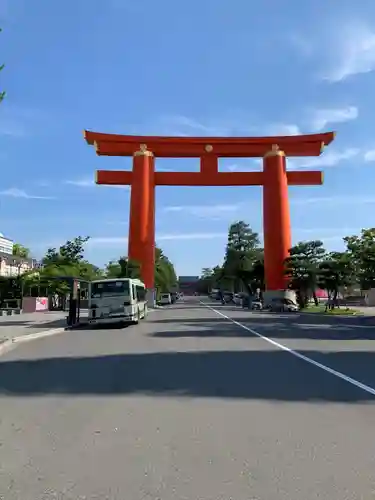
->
[[0, 338, 14, 356], [0, 307, 165, 357], [297, 311, 366, 319], [0, 327, 67, 357]]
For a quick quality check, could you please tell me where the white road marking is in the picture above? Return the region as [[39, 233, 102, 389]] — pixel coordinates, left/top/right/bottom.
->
[[201, 302, 375, 397]]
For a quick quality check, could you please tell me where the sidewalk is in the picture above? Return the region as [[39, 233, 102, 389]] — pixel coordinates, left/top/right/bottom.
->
[[0, 306, 161, 349], [0, 311, 70, 344], [352, 306, 375, 316]]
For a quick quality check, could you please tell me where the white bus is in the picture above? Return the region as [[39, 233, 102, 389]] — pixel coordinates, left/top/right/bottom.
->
[[88, 278, 148, 326]]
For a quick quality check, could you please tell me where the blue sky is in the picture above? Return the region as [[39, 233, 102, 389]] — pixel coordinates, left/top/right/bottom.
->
[[1, 0, 375, 276]]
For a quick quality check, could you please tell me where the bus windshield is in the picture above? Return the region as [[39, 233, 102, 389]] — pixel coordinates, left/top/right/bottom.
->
[[91, 280, 130, 298]]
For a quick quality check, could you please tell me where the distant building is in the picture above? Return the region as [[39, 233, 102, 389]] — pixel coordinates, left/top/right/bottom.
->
[[178, 275, 200, 295], [0, 232, 36, 277], [0, 233, 13, 255]]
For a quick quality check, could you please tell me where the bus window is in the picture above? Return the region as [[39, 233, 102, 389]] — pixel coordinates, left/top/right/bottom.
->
[[136, 285, 146, 301], [91, 280, 130, 298]]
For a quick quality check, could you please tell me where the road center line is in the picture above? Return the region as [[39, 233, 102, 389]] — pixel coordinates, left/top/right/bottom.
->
[[200, 302, 375, 397]]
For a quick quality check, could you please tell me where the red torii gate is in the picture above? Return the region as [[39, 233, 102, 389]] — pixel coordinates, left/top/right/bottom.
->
[[84, 131, 335, 294]]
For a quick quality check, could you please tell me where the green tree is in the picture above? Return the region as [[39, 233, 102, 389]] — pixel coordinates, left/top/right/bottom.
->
[[13, 243, 30, 258], [43, 236, 89, 267], [105, 260, 122, 278], [343, 228, 375, 290], [155, 247, 177, 292], [105, 257, 141, 279], [197, 267, 218, 294], [285, 240, 326, 308], [222, 221, 262, 293], [201, 267, 214, 279], [318, 251, 355, 309], [104, 246, 177, 294], [35, 236, 96, 296]]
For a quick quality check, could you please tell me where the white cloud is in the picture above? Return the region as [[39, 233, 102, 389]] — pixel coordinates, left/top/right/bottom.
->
[[294, 227, 358, 234], [324, 23, 375, 82], [89, 232, 227, 246], [158, 232, 226, 241], [0, 188, 54, 200], [291, 195, 375, 206], [0, 106, 45, 137], [0, 121, 26, 137], [65, 178, 95, 188], [364, 150, 375, 162], [65, 178, 129, 189], [297, 148, 359, 168], [163, 195, 375, 219], [220, 160, 262, 172], [158, 115, 229, 136], [162, 203, 242, 219], [266, 123, 302, 136], [34, 180, 51, 187], [309, 106, 358, 131], [226, 164, 239, 172], [105, 220, 128, 226]]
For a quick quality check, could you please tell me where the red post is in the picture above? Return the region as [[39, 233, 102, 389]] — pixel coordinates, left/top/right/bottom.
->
[[263, 145, 292, 291], [128, 145, 154, 288], [143, 156, 155, 290]]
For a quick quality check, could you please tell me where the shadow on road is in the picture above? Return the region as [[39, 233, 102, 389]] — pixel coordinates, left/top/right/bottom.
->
[[0, 319, 67, 330], [149, 315, 375, 340], [1, 349, 375, 402]]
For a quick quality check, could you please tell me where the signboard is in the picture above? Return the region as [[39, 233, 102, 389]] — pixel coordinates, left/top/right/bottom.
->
[[35, 297, 48, 311]]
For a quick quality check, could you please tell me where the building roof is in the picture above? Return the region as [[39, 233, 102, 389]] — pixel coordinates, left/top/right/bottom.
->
[[0, 251, 33, 265], [0, 232, 12, 241]]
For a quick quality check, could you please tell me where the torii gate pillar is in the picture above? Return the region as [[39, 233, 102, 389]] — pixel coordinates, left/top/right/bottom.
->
[[128, 146, 156, 303], [263, 147, 291, 291]]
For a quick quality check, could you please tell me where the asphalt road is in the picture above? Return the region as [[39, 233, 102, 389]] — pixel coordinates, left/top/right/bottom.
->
[[1, 297, 375, 499]]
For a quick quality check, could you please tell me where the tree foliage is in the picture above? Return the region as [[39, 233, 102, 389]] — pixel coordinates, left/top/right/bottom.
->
[[197, 220, 375, 309], [18, 235, 177, 300], [222, 221, 262, 293], [317, 251, 355, 308], [285, 240, 326, 307], [196, 221, 264, 295], [197, 266, 224, 294], [105, 257, 141, 280], [13, 243, 30, 258], [104, 246, 177, 293], [343, 228, 375, 290], [23, 236, 102, 296], [18, 226, 375, 311]]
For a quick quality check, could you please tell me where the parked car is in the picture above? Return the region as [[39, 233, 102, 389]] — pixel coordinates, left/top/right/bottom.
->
[[223, 292, 235, 303], [268, 298, 298, 312], [159, 293, 172, 305], [233, 293, 242, 305], [251, 300, 263, 310], [233, 292, 249, 306]]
